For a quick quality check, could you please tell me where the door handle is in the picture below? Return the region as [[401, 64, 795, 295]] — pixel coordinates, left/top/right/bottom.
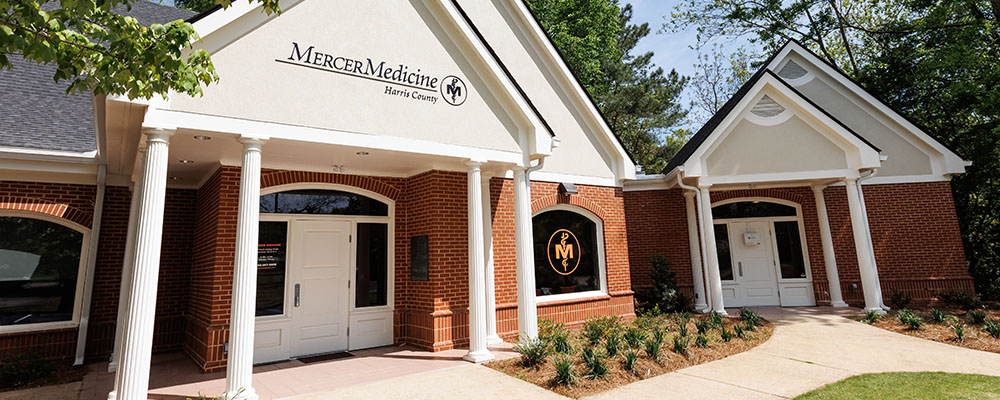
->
[[738, 262, 743, 277], [294, 283, 301, 307]]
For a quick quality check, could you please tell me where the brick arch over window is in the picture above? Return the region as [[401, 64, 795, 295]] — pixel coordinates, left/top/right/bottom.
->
[[710, 188, 807, 207], [261, 171, 401, 201], [531, 193, 608, 221], [0, 196, 92, 227]]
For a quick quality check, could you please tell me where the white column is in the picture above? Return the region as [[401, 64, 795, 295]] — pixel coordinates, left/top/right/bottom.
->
[[699, 186, 726, 314], [464, 161, 494, 363], [683, 191, 709, 312], [481, 175, 501, 345], [107, 150, 145, 400], [844, 179, 883, 313], [855, 181, 888, 309], [812, 186, 848, 307], [112, 129, 172, 400], [225, 137, 266, 400], [513, 167, 538, 340]]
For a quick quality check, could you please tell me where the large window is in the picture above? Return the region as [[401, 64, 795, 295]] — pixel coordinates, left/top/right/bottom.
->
[[260, 190, 388, 216], [356, 223, 388, 308], [256, 221, 288, 316], [0, 216, 85, 327], [532, 208, 603, 297]]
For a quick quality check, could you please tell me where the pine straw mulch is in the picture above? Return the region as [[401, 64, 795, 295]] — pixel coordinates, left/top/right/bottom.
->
[[864, 308, 1000, 355], [0, 362, 88, 393], [487, 315, 772, 398]]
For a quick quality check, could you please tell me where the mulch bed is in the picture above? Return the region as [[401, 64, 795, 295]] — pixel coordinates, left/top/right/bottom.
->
[[864, 308, 1000, 355], [0, 363, 88, 393], [487, 314, 772, 398]]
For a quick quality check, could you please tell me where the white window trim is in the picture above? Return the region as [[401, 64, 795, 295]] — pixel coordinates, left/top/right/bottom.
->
[[0, 211, 91, 334], [531, 204, 608, 304]]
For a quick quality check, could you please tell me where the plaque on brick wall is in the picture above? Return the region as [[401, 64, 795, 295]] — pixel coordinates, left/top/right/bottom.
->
[[410, 235, 429, 281]]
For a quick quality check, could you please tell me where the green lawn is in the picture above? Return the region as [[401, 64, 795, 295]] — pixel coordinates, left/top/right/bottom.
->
[[796, 372, 1000, 399]]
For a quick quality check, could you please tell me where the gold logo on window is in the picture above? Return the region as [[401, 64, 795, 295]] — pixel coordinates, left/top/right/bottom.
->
[[547, 229, 581, 275]]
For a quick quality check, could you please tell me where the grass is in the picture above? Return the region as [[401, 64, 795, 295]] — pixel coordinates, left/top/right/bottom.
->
[[795, 372, 1000, 399]]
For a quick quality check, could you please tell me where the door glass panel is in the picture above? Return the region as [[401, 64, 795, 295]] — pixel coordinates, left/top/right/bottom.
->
[[774, 221, 807, 279], [0, 217, 83, 326], [714, 224, 735, 281], [256, 221, 287, 316], [356, 223, 388, 308]]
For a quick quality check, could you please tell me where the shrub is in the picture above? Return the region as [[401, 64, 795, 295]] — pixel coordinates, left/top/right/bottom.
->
[[939, 291, 982, 310], [897, 309, 924, 330], [863, 310, 883, 324], [930, 308, 946, 324], [0, 352, 56, 389], [622, 350, 639, 371], [969, 310, 987, 325], [951, 321, 966, 343], [604, 333, 621, 357], [582, 316, 622, 345], [513, 337, 549, 367], [889, 290, 912, 310], [643, 337, 662, 361], [540, 320, 572, 354], [695, 319, 711, 334], [739, 308, 762, 326], [634, 254, 691, 313], [672, 336, 689, 355], [719, 326, 733, 342], [695, 334, 709, 348], [624, 327, 646, 349], [709, 311, 725, 328], [581, 348, 607, 379], [551, 356, 577, 386], [734, 324, 746, 339], [984, 320, 1000, 339]]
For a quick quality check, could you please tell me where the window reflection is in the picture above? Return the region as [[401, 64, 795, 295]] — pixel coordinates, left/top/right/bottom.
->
[[532, 210, 601, 296], [712, 201, 796, 219], [256, 221, 287, 316], [714, 224, 735, 281], [260, 190, 388, 216], [356, 223, 388, 308], [0, 217, 83, 326], [774, 221, 807, 279]]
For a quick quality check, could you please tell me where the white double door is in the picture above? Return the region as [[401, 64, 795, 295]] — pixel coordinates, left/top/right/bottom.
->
[[723, 220, 781, 307], [254, 218, 352, 363]]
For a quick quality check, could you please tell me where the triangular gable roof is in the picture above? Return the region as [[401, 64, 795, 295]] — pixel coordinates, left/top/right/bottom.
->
[[675, 69, 882, 178], [665, 40, 967, 176]]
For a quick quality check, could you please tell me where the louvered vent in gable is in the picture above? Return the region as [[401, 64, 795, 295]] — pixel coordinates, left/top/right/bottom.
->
[[778, 60, 808, 79], [750, 95, 785, 117]]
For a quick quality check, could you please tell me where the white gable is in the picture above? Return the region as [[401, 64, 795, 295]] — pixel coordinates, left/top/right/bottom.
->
[[767, 42, 966, 183]]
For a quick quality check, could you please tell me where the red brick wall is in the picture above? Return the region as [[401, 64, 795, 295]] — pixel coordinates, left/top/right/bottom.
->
[[0, 181, 196, 363], [623, 181, 973, 308]]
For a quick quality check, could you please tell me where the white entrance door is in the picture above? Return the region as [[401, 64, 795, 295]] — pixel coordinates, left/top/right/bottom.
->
[[289, 219, 351, 357], [728, 220, 781, 306]]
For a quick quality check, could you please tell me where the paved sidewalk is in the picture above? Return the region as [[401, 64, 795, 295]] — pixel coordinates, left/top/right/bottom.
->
[[585, 307, 1000, 400]]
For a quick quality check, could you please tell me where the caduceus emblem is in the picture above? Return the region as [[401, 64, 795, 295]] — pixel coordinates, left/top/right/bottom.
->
[[548, 229, 580, 275], [559, 232, 571, 270]]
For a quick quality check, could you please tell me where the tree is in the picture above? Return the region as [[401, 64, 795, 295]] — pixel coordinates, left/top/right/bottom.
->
[[0, 0, 280, 99], [173, 0, 216, 12], [527, 0, 689, 171], [688, 44, 754, 125]]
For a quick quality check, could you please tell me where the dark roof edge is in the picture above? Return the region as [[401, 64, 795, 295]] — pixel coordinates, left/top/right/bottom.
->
[[516, 0, 636, 164], [782, 38, 963, 159], [450, 0, 554, 137], [184, 4, 221, 24]]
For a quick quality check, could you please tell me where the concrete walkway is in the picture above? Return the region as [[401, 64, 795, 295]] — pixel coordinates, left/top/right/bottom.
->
[[298, 307, 1000, 400], [585, 307, 1000, 400]]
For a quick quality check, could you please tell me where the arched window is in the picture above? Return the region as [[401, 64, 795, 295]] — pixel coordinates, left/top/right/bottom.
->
[[532, 206, 605, 299], [260, 189, 388, 216], [0, 215, 87, 329]]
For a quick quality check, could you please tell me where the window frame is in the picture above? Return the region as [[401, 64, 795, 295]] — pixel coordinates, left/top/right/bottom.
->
[[0, 211, 91, 334], [531, 204, 608, 304]]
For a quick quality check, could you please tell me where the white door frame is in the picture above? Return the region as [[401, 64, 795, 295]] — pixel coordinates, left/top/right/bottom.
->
[[712, 197, 816, 307]]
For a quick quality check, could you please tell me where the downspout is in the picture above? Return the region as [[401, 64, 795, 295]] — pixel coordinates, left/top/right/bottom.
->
[[75, 164, 107, 365], [675, 172, 712, 312], [856, 168, 888, 310]]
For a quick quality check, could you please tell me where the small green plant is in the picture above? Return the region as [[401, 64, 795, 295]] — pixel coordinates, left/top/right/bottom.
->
[[929, 308, 946, 324], [695, 334, 709, 348], [604, 333, 621, 357], [719, 326, 733, 342], [624, 327, 646, 348], [581, 316, 622, 346], [734, 324, 746, 339], [551, 356, 577, 386], [672, 335, 689, 355], [513, 337, 549, 367], [677, 320, 690, 337], [983, 320, 1000, 339], [739, 308, 762, 325], [951, 321, 966, 343], [863, 309, 883, 324], [643, 336, 663, 361], [889, 290, 912, 310], [653, 328, 666, 345], [583, 322, 604, 346], [968, 310, 987, 325], [695, 319, 711, 334], [540, 320, 572, 354], [939, 291, 982, 310], [897, 309, 924, 330], [0, 352, 56, 389], [581, 348, 608, 379], [710, 311, 725, 328], [622, 350, 639, 371]]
